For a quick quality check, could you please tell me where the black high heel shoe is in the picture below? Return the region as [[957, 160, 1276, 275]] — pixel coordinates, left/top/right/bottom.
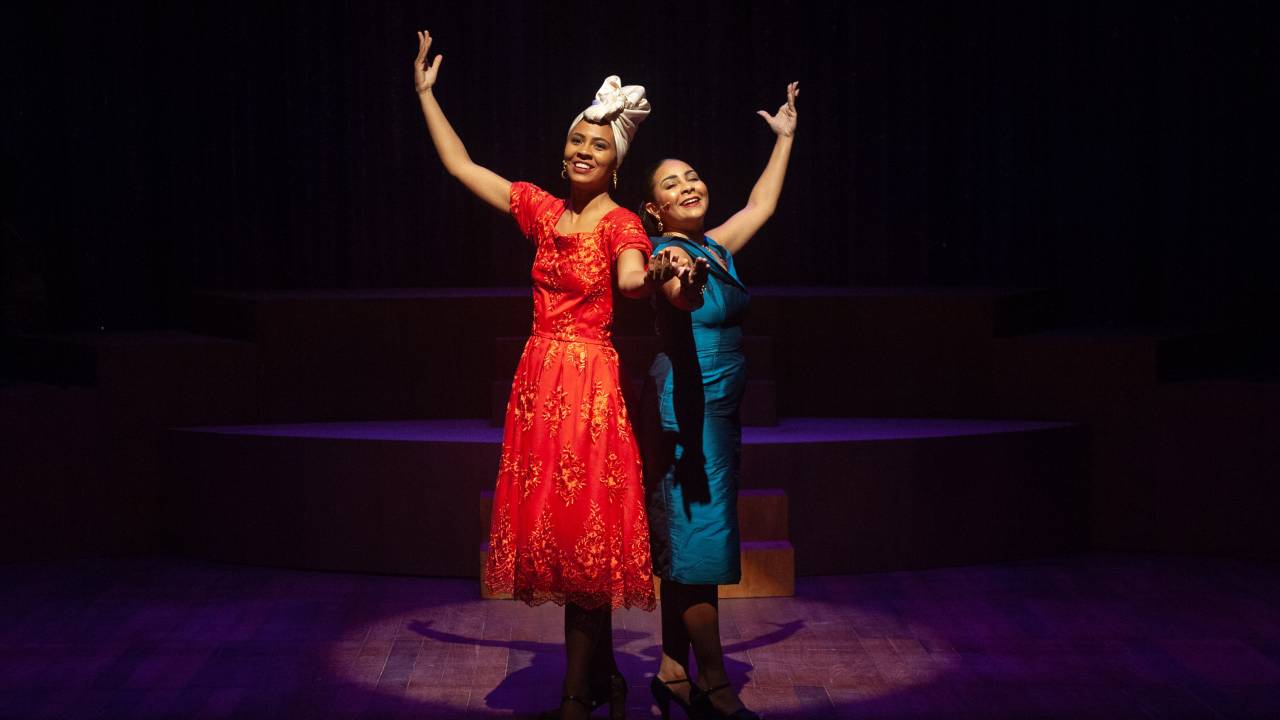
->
[[598, 672, 627, 720], [650, 675, 695, 719], [538, 693, 593, 720], [560, 694, 594, 719], [539, 673, 627, 719], [690, 682, 759, 720]]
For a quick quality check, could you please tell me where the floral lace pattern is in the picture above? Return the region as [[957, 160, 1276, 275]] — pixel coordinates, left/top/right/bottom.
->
[[484, 182, 655, 611]]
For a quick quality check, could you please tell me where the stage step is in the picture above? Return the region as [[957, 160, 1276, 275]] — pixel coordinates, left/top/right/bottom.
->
[[181, 286, 1239, 424], [478, 489, 794, 599], [491, 335, 777, 382], [186, 286, 1069, 421], [167, 417, 1083, 577], [6, 330, 257, 397], [490, 378, 777, 428], [489, 335, 778, 426], [1, 333, 259, 559], [190, 287, 1059, 346], [992, 328, 1259, 420], [190, 288, 539, 421]]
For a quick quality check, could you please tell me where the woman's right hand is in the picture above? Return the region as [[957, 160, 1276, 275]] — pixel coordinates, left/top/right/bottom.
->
[[757, 81, 799, 137], [647, 249, 683, 286], [649, 249, 710, 290], [414, 30, 443, 94], [411, 29, 511, 213]]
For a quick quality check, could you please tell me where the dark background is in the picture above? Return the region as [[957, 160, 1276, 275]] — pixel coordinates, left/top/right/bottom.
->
[[2, 1, 1276, 336], [2, 1, 1279, 580]]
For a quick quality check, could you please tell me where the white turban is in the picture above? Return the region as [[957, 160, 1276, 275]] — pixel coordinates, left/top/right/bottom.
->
[[567, 75, 650, 165]]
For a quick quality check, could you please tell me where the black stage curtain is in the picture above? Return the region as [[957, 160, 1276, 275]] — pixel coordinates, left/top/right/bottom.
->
[[2, 1, 1276, 332]]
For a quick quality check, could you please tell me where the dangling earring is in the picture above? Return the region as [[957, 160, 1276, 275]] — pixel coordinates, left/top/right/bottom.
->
[[611, 170, 618, 189], [656, 216, 664, 233], [561, 160, 568, 180]]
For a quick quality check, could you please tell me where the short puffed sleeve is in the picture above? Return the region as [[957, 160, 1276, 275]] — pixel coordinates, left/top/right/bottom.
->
[[606, 209, 653, 260], [509, 181, 556, 242]]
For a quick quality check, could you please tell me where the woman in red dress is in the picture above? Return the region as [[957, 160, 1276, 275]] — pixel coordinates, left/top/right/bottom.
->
[[414, 31, 682, 720]]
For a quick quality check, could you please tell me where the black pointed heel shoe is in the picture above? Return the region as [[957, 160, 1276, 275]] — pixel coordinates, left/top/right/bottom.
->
[[650, 675, 695, 719], [539, 673, 627, 719], [599, 672, 627, 720], [691, 682, 759, 720], [538, 693, 594, 720]]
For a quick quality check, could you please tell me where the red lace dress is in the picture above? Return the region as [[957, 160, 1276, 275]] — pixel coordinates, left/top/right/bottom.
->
[[484, 182, 656, 611]]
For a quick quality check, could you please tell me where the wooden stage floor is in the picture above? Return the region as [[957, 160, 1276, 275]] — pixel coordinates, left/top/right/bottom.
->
[[2, 553, 1278, 719]]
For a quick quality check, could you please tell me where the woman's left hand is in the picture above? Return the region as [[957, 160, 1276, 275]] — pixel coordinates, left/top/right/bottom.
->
[[757, 81, 799, 137], [678, 257, 710, 295]]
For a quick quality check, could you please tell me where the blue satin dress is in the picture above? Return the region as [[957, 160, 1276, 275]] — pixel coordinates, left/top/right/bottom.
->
[[645, 235, 749, 585]]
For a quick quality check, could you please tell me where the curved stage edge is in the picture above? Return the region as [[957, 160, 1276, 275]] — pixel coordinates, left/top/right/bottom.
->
[[167, 417, 1086, 578]]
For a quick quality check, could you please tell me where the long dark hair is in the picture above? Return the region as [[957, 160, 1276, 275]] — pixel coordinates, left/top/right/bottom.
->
[[635, 158, 670, 237]]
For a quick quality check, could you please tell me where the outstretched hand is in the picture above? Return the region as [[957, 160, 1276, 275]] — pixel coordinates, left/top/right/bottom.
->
[[414, 30, 443, 94], [681, 256, 710, 294], [647, 249, 684, 285], [757, 81, 799, 137], [647, 250, 710, 296]]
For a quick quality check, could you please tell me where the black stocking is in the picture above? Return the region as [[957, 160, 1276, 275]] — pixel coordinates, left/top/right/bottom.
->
[[590, 607, 619, 680], [661, 579, 725, 682], [660, 578, 693, 672], [562, 601, 610, 719]]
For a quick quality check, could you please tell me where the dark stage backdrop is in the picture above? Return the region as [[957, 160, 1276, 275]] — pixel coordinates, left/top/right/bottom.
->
[[2, 1, 1276, 333]]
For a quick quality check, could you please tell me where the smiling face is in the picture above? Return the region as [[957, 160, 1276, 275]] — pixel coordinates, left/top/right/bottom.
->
[[645, 159, 709, 234], [563, 120, 618, 189]]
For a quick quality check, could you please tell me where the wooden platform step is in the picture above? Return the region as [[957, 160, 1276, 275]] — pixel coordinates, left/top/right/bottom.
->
[[492, 335, 777, 382], [167, 417, 1084, 578], [489, 377, 777, 428], [184, 286, 1064, 421], [489, 335, 778, 426]]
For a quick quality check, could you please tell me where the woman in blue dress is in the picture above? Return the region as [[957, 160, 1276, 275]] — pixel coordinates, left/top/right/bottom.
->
[[639, 82, 799, 720]]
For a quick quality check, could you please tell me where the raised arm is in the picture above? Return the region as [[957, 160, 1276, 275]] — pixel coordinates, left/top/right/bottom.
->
[[414, 31, 511, 213], [706, 81, 799, 255]]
